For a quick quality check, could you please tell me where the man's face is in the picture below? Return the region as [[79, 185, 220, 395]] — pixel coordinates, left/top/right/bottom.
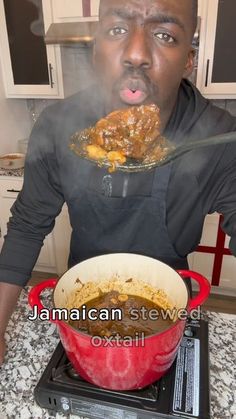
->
[[93, 0, 195, 127]]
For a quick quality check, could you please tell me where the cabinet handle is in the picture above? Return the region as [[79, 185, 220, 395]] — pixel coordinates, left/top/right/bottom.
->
[[7, 189, 21, 193], [205, 59, 210, 87], [49, 63, 54, 89]]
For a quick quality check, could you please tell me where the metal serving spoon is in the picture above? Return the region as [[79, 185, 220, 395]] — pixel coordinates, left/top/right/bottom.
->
[[70, 131, 236, 172]]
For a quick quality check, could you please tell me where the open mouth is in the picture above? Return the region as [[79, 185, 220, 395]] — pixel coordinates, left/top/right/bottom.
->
[[119, 78, 149, 105], [119, 88, 148, 105]]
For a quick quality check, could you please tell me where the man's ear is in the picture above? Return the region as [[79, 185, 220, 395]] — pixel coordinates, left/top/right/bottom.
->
[[183, 48, 195, 78]]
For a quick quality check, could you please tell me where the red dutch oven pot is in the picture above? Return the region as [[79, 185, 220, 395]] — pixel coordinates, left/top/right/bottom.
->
[[28, 253, 210, 391]]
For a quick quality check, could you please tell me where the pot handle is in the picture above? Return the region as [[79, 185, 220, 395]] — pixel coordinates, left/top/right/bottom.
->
[[177, 270, 211, 311], [28, 279, 58, 323]]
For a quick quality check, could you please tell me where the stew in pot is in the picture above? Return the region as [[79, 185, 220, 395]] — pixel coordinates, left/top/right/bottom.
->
[[68, 289, 174, 338]]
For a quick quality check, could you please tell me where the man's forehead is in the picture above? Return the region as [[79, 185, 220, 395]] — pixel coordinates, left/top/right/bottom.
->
[[99, 0, 192, 17]]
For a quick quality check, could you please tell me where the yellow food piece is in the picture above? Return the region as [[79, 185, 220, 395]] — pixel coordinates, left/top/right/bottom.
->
[[107, 151, 126, 164], [86, 145, 107, 160], [110, 298, 118, 304], [117, 294, 129, 302]]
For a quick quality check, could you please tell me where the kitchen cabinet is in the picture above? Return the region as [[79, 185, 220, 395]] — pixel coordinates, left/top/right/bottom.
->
[[197, 0, 236, 98], [188, 213, 236, 296], [51, 0, 99, 22], [0, 0, 64, 98], [0, 177, 57, 272]]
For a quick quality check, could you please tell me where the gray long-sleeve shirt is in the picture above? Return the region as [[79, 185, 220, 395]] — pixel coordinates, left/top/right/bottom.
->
[[0, 80, 236, 286]]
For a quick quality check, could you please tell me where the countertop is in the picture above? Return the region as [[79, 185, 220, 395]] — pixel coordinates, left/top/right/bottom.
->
[[0, 168, 24, 177], [0, 287, 235, 419]]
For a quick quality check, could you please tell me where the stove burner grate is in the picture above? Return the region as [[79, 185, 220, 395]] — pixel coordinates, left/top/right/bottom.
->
[[51, 355, 159, 404]]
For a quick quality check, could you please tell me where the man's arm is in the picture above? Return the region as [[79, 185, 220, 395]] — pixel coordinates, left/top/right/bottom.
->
[[0, 283, 22, 365]]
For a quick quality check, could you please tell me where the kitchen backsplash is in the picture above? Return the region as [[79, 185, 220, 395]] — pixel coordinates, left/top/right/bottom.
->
[[0, 65, 31, 154], [26, 45, 95, 127]]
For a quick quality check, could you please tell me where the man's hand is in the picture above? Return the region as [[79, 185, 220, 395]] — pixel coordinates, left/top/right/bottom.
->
[[0, 282, 22, 366], [0, 334, 6, 366]]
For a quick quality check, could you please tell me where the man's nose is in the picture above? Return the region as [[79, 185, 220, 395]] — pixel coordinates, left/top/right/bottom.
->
[[122, 28, 152, 69]]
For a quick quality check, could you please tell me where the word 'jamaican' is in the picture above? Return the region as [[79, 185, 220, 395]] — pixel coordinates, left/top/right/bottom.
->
[[28, 305, 122, 321]]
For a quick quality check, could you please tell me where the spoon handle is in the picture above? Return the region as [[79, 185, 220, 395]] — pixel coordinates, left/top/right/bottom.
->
[[166, 131, 236, 163], [71, 130, 236, 172], [122, 131, 236, 171]]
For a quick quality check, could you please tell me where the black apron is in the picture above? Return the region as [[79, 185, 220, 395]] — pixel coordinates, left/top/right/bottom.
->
[[67, 163, 188, 271]]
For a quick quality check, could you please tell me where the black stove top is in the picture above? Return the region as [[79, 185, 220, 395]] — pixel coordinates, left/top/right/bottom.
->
[[35, 318, 210, 419]]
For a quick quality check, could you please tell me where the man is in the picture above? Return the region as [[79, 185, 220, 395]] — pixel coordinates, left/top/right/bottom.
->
[[0, 0, 236, 365]]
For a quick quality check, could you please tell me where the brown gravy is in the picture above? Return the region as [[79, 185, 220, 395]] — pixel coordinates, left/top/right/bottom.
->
[[68, 290, 173, 338]]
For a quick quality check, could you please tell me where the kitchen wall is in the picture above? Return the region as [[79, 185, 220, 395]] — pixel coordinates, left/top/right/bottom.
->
[[10, 45, 95, 136], [0, 64, 31, 154], [33, 45, 94, 115], [61, 45, 95, 97], [0, 45, 95, 155], [212, 99, 236, 117]]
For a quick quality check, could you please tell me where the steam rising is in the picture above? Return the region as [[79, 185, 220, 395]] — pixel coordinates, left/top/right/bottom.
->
[[27, 0, 45, 37]]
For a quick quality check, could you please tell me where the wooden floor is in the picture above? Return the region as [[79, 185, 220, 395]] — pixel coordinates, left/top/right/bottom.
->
[[29, 271, 236, 315]]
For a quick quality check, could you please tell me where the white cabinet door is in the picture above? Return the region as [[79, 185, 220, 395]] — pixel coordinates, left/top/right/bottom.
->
[[51, 0, 99, 22], [0, 0, 64, 98], [187, 214, 218, 284], [188, 213, 236, 295], [220, 255, 236, 291], [0, 178, 57, 273], [220, 235, 236, 291], [0, 179, 23, 250], [197, 0, 236, 98]]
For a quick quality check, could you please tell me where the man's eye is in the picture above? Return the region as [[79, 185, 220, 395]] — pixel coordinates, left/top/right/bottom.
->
[[154, 33, 175, 43], [108, 27, 127, 36]]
